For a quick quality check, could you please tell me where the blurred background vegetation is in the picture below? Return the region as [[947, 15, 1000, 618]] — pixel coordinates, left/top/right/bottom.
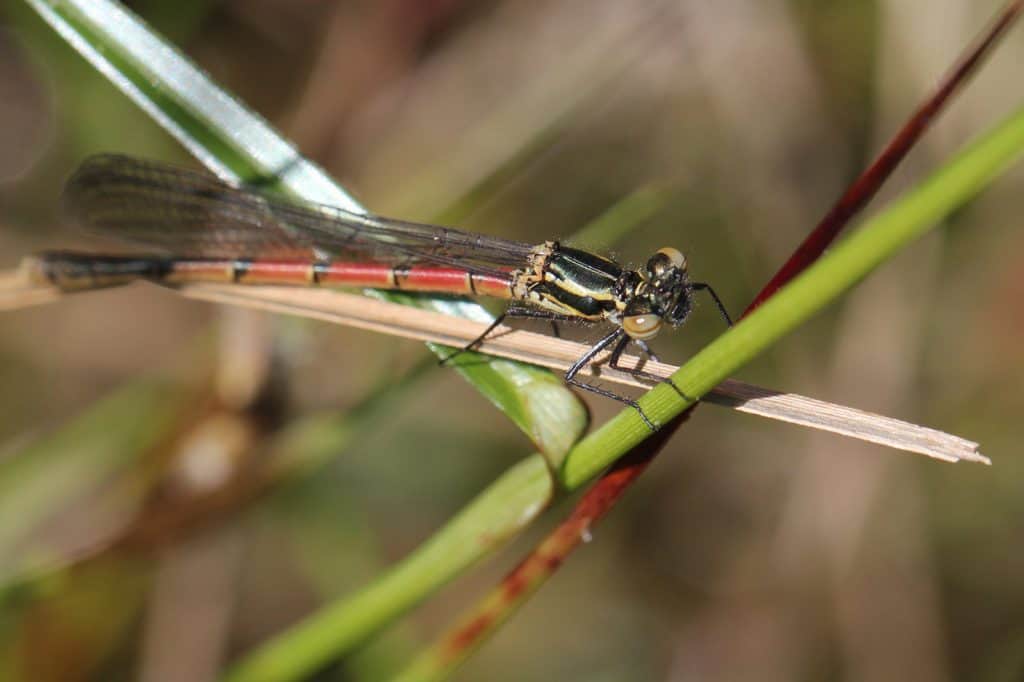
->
[[1, 0, 1023, 680]]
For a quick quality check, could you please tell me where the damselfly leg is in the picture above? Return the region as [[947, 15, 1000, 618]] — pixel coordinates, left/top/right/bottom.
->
[[438, 304, 584, 365], [691, 282, 733, 326], [562, 327, 661, 429], [453, 297, 732, 431]]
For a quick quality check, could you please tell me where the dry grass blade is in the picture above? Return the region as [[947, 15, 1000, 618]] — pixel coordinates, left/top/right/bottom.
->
[[0, 265, 64, 310], [705, 381, 986, 465], [176, 282, 988, 465]]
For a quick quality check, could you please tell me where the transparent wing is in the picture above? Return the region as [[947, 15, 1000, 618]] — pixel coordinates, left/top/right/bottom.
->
[[63, 154, 535, 277]]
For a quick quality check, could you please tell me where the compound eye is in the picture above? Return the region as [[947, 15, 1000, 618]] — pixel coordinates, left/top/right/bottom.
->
[[656, 247, 686, 270], [622, 313, 663, 341]]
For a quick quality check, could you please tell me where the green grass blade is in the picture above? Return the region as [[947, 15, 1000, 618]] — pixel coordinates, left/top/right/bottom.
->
[[561, 104, 1024, 489], [22, 0, 353, 205], [23, 0, 587, 458], [223, 454, 553, 682]]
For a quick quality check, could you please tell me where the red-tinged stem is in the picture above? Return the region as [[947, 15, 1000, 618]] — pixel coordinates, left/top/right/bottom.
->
[[427, 413, 684, 673], [743, 0, 1024, 316]]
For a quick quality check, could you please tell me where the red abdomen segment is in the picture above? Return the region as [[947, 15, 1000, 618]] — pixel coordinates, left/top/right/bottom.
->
[[30, 252, 515, 299], [233, 259, 514, 298]]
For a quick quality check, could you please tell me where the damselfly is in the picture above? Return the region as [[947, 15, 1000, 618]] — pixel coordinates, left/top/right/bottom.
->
[[26, 155, 733, 428]]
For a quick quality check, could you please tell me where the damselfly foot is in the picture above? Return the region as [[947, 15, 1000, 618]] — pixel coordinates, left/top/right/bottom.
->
[[607, 335, 694, 403], [566, 373, 658, 431]]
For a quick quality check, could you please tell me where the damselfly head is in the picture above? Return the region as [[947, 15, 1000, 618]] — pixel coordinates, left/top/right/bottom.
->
[[647, 246, 693, 325], [620, 247, 693, 339]]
